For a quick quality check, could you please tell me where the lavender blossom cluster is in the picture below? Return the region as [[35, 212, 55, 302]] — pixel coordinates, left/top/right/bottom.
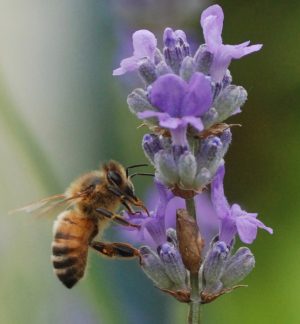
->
[[114, 5, 258, 195], [113, 3, 272, 311]]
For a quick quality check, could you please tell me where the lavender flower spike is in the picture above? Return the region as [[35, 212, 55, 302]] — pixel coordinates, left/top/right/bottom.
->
[[211, 161, 273, 245], [200, 5, 262, 82], [113, 29, 157, 75], [138, 72, 213, 146]]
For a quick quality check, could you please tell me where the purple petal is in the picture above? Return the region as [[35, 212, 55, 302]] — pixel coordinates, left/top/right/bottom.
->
[[137, 110, 168, 120], [236, 216, 259, 244], [160, 117, 183, 130], [210, 47, 232, 82], [169, 124, 188, 146], [235, 41, 251, 48], [230, 203, 244, 217], [236, 214, 273, 244], [150, 74, 187, 116], [253, 218, 273, 234], [174, 30, 187, 42], [154, 180, 174, 218], [230, 43, 263, 59], [138, 111, 186, 131], [219, 217, 237, 246], [163, 28, 176, 48], [145, 218, 166, 245], [164, 197, 185, 229], [210, 43, 262, 82], [113, 56, 139, 76], [182, 116, 204, 131], [201, 5, 224, 51], [195, 194, 219, 245], [181, 72, 213, 116], [211, 161, 231, 219], [155, 179, 173, 203], [132, 29, 157, 60], [113, 30, 157, 76]]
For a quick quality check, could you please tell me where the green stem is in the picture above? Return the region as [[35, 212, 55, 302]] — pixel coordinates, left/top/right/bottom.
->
[[185, 197, 202, 324], [186, 198, 197, 221]]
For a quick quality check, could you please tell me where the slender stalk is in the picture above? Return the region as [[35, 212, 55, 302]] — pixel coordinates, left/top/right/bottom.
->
[[186, 198, 197, 222], [185, 197, 202, 324]]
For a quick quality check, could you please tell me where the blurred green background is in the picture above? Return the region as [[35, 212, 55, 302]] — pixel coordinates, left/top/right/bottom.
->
[[0, 1, 299, 323]]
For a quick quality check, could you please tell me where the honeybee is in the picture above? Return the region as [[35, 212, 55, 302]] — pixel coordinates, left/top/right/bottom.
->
[[15, 160, 150, 288]]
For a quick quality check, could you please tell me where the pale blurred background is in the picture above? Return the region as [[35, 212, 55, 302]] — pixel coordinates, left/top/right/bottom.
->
[[0, 1, 299, 323]]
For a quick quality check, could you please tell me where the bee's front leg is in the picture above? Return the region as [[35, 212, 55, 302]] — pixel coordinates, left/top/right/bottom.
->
[[95, 208, 141, 229], [107, 186, 136, 213], [90, 241, 140, 259]]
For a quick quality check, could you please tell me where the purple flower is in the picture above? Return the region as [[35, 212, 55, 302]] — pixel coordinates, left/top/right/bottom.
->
[[138, 72, 213, 146], [113, 29, 157, 75], [200, 5, 262, 82], [211, 161, 273, 245], [123, 181, 219, 249], [123, 180, 173, 246]]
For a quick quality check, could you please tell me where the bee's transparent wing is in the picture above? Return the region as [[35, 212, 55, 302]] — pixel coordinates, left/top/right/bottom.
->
[[10, 186, 93, 217]]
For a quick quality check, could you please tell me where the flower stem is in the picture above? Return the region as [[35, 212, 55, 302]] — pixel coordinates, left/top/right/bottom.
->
[[188, 274, 202, 324], [185, 198, 202, 324], [186, 198, 197, 222]]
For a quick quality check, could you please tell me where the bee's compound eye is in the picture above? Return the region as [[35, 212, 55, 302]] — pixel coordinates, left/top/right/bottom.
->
[[108, 171, 123, 186]]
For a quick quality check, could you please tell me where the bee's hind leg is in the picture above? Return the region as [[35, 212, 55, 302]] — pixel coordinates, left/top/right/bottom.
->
[[95, 207, 141, 229], [90, 241, 140, 259]]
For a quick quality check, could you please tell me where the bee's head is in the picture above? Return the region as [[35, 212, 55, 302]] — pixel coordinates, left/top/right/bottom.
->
[[103, 160, 136, 199], [103, 160, 150, 215]]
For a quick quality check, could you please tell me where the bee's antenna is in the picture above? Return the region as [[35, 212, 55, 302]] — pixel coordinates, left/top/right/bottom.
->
[[126, 164, 148, 178], [129, 173, 155, 180]]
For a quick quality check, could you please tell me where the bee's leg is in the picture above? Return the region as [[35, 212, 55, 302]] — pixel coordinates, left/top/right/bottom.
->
[[120, 197, 146, 216], [120, 199, 135, 214], [90, 241, 140, 259], [95, 208, 141, 229], [107, 185, 148, 216], [107, 186, 137, 214]]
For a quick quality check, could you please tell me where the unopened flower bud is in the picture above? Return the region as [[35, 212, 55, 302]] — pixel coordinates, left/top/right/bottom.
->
[[222, 69, 232, 88], [163, 28, 188, 74], [127, 88, 156, 116], [140, 246, 173, 289], [202, 107, 219, 128], [178, 151, 197, 188], [174, 30, 190, 56], [156, 60, 173, 76], [164, 28, 176, 48], [172, 145, 188, 162], [202, 241, 229, 289], [221, 247, 255, 288], [194, 167, 211, 188], [194, 44, 213, 75], [197, 136, 223, 172], [213, 82, 223, 99], [142, 134, 163, 164], [179, 56, 196, 81], [220, 129, 232, 156], [176, 209, 203, 273], [154, 150, 179, 185], [138, 57, 157, 85], [203, 280, 223, 295], [166, 228, 178, 247], [158, 242, 187, 289], [214, 85, 247, 121]]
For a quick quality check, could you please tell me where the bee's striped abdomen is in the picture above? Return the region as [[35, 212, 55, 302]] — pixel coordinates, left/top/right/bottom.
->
[[52, 211, 97, 288]]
